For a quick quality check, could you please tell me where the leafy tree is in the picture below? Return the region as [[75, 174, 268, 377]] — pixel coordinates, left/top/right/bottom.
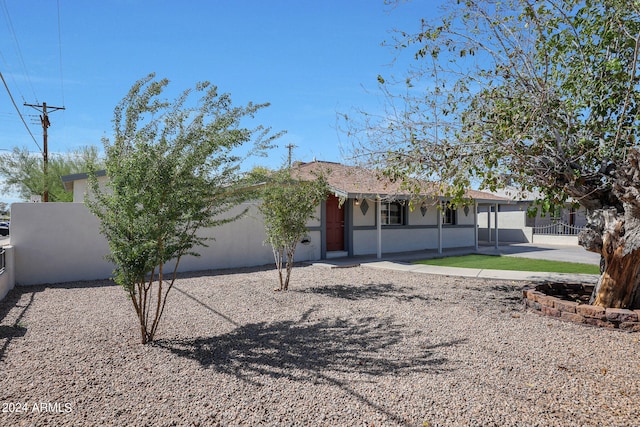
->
[[86, 73, 280, 343], [257, 168, 328, 291], [343, 0, 640, 308], [0, 145, 102, 202]]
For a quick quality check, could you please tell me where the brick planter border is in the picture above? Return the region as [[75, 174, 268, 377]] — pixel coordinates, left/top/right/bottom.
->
[[523, 284, 640, 332]]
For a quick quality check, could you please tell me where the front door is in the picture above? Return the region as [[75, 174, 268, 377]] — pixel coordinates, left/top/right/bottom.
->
[[325, 195, 344, 251]]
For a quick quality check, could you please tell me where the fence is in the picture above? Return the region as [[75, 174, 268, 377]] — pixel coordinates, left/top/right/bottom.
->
[[533, 222, 584, 236]]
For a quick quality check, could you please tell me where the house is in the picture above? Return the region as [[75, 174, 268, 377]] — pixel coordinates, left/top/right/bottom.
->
[[290, 161, 510, 258], [62, 160, 512, 258], [4, 160, 512, 289], [60, 169, 107, 200]]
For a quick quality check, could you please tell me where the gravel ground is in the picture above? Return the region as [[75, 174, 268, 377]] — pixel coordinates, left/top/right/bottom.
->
[[0, 263, 639, 427]]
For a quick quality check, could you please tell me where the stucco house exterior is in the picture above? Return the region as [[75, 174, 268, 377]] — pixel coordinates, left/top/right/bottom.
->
[[60, 169, 108, 201], [62, 160, 511, 258], [3, 160, 514, 290], [289, 161, 510, 258]]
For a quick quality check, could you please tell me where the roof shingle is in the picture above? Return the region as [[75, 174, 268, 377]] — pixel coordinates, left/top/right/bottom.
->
[[291, 161, 508, 202]]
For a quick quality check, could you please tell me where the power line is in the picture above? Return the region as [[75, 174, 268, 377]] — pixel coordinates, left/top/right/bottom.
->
[[0, 0, 37, 103], [0, 70, 41, 151], [0, 48, 24, 106]]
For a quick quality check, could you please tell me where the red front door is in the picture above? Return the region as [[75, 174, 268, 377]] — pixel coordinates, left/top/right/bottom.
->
[[326, 195, 344, 251]]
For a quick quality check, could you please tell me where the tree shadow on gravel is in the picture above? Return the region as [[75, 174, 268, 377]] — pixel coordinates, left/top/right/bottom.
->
[[297, 283, 435, 302], [155, 308, 461, 381], [155, 308, 465, 425], [0, 280, 116, 361], [490, 284, 526, 302], [0, 288, 35, 361], [461, 283, 524, 309]]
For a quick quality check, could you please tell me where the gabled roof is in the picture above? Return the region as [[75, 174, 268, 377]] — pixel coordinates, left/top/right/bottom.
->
[[61, 161, 509, 204], [291, 160, 508, 203]]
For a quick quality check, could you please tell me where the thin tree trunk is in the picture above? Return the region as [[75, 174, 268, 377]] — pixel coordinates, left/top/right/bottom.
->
[[151, 256, 183, 341], [137, 280, 149, 344], [144, 268, 155, 337], [272, 245, 285, 290], [149, 261, 164, 343], [129, 286, 147, 344], [283, 243, 297, 291]]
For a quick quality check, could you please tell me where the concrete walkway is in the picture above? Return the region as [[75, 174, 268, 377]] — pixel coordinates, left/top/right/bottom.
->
[[312, 243, 601, 284]]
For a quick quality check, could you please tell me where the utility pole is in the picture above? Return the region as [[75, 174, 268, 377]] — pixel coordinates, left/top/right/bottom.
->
[[24, 102, 65, 202], [286, 143, 296, 168]]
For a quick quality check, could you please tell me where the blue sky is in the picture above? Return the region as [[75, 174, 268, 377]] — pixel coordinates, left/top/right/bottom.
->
[[0, 0, 434, 203]]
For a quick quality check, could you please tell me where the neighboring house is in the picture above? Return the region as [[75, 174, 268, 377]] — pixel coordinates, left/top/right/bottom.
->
[[60, 169, 108, 200], [477, 187, 588, 245]]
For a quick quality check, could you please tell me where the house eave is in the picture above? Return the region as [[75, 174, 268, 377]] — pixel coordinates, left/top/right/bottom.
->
[[331, 190, 513, 205], [60, 170, 107, 192]]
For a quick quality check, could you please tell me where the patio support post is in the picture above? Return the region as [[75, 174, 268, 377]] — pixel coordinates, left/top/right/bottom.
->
[[376, 195, 382, 259], [494, 202, 499, 249], [474, 201, 478, 251], [437, 205, 443, 254], [487, 205, 492, 243]]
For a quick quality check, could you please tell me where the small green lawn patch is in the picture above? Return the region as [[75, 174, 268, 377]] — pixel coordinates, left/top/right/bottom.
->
[[413, 254, 600, 275]]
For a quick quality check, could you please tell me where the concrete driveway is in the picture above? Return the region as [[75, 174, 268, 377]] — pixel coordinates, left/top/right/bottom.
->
[[477, 242, 601, 265]]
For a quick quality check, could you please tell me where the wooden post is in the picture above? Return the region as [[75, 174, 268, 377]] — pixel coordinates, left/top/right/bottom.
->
[[24, 102, 65, 202]]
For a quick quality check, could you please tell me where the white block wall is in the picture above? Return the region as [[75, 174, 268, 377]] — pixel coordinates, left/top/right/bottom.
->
[[9, 201, 320, 286]]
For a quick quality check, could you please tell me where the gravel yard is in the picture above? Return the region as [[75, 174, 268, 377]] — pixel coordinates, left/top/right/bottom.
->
[[0, 264, 638, 426]]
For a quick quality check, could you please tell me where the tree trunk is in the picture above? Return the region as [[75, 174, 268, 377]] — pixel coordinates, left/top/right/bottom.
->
[[594, 248, 640, 308], [283, 243, 297, 291], [578, 147, 640, 310], [580, 207, 640, 309], [271, 246, 286, 291]]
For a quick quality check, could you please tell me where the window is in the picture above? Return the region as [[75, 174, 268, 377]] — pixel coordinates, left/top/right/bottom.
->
[[442, 203, 457, 225], [549, 205, 562, 221], [381, 201, 405, 225]]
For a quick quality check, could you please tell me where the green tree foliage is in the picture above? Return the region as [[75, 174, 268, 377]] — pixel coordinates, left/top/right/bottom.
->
[[258, 168, 328, 291], [344, 0, 639, 211], [343, 0, 640, 308], [0, 145, 102, 202], [86, 73, 280, 343]]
